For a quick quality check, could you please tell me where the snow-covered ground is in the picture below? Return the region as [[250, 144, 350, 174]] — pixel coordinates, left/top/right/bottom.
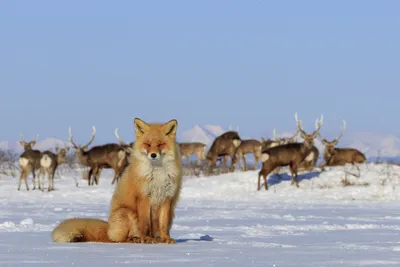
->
[[1, 163, 400, 266]]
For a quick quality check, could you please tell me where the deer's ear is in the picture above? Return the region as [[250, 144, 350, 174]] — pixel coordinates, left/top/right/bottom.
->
[[134, 118, 150, 136], [162, 119, 178, 137], [56, 147, 61, 153], [29, 141, 36, 147], [65, 147, 70, 153]]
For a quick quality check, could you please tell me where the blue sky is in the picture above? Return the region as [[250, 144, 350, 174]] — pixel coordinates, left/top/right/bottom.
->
[[1, 0, 399, 145]]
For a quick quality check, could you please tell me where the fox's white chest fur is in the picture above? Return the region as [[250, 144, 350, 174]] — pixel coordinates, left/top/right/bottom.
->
[[133, 151, 180, 206]]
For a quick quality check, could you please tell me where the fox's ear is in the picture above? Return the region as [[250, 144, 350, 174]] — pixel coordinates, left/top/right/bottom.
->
[[162, 119, 178, 136], [134, 118, 150, 136]]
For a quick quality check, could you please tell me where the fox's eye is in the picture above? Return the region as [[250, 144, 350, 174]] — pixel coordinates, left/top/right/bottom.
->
[[145, 143, 151, 147], [157, 143, 165, 148]]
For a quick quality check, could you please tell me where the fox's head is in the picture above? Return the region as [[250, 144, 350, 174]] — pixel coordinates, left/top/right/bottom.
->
[[133, 117, 178, 163]]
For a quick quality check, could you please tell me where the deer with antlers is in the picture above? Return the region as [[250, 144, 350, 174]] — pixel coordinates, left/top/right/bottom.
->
[[69, 127, 128, 186], [178, 142, 207, 167], [18, 134, 42, 191], [273, 127, 320, 172], [319, 120, 366, 167], [38, 147, 70, 191], [257, 113, 323, 190]]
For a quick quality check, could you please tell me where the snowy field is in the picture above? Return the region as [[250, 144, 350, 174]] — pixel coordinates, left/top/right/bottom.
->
[[1, 163, 400, 266]]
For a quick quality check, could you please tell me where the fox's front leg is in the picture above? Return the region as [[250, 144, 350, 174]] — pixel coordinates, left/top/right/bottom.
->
[[151, 205, 162, 243], [138, 197, 155, 244], [159, 198, 176, 244]]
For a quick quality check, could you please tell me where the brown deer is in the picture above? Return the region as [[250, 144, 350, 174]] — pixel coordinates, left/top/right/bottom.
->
[[257, 112, 323, 190], [273, 127, 320, 172], [318, 120, 366, 167], [18, 134, 42, 191], [205, 131, 242, 172], [69, 126, 128, 186], [38, 147, 70, 191], [178, 142, 207, 167], [236, 139, 262, 171]]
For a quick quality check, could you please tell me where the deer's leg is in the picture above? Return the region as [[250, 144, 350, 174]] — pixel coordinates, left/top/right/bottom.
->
[[88, 168, 93, 186], [289, 163, 299, 188], [47, 169, 52, 191], [32, 168, 37, 190], [36, 169, 40, 190], [111, 169, 119, 185], [93, 167, 100, 185], [40, 168, 45, 191], [24, 176, 30, 191], [23, 166, 31, 191], [254, 154, 259, 170], [242, 155, 247, 171], [18, 170, 25, 191], [52, 169, 57, 190], [229, 155, 236, 172], [196, 153, 201, 166]]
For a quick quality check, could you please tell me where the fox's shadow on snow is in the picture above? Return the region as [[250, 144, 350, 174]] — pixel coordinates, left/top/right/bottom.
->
[[266, 170, 321, 187], [176, 235, 213, 243]]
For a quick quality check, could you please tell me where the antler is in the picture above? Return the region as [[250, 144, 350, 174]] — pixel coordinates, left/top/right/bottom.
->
[[334, 120, 346, 143], [82, 126, 96, 149], [20, 134, 25, 142], [115, 128, 127, 146], [35, 134, 39, 141], [273, 128, 277, 140], [68, 127, 79, 148], [311, 114, 323, 137], [294, 112, 306, 135]]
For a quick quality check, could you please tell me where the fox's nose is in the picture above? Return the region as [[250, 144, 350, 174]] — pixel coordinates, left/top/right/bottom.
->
[[150, 153, 157, 159]]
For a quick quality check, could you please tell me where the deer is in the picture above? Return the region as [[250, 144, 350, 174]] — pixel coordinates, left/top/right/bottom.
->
[[18, 134, 42, 191], [69, 126, 129, 186], [38, 147, 70, 191], [205, 131, 241, 172], [257, 112, 323, 190], [114, 128, 136, 169], [318, 120, 366, 168], [273, 127, 320, 173], [236, 139, 262, 171], [178, 142, 207, 167]]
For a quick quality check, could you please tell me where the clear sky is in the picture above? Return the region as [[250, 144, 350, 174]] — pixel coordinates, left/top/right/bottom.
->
[[1, 0, 399, 145]]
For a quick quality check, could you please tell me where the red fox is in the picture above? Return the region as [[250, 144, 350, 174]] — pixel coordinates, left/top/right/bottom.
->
[[52, 118, 183, 244]]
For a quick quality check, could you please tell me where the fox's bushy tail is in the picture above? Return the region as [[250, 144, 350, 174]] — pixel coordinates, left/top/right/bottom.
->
[[52, 218, 111, 243]]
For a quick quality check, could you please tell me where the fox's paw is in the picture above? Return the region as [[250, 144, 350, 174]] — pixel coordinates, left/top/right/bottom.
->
[[153, 237, 164, 243], [127, 237, 142, 244], [161, 237, 176, 244], [141, 236, 156, 244]]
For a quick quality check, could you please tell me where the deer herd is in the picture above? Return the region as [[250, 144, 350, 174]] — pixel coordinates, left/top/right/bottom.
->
[[16, 112, 366, 192]]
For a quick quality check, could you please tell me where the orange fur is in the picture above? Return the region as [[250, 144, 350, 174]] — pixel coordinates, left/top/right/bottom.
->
[[51, 118, 183, 244]]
